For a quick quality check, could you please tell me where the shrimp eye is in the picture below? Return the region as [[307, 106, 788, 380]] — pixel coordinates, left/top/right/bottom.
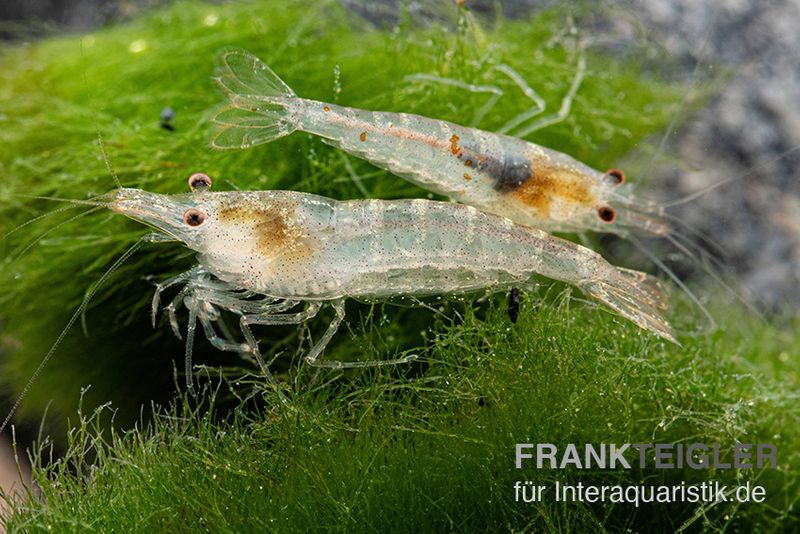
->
[[598, 206, 617, 223], [188, 172, 212, 191], [605, 168, 625, 185], [183, 208, 206, 227]]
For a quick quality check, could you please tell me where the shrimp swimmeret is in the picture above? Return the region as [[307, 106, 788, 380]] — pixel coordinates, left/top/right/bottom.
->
[[210, 49, 670, 237]]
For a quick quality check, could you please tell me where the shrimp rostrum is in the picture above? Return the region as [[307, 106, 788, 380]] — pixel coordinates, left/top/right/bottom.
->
[[105, 179, 674, 388]]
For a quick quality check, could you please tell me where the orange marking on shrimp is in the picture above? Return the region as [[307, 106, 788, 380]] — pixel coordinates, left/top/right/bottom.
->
[[360, 131, 367, 142], [450, 134, 461, 155], [323, 105, 331, 112], [463, 173, 472, 181], [321, 110, 464, 157], [218, 204, 312, 259], [509, 165, 595, 218], [383, 127, 452, 151]]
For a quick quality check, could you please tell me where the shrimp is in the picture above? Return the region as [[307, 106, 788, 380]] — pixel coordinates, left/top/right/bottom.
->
[[0, 175, 675, 433], [107, 178, 675, 372], [209, 49, 670, 238]]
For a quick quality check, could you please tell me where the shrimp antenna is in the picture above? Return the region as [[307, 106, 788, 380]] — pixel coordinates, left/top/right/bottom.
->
[[2, 193, 110, 242], [2, 205, 81, 241], [9, 206, 104, 263], [663, 143, 800, 208], [658, 210, 730, 268], [4, 193, 110, 208], [634, 39, 711, 197], [1, 197, 109, 274], [96, 128, 122, 190], [0, 235, 146, 435], [640, 203, 768, 326], [662, 230, 767, 323], [629, 235, 717, 329], [80, 36, 122, 192]]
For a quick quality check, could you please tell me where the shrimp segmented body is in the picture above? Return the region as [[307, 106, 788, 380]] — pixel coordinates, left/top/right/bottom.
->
[[108, 185, 674, 381], [210, 49, 671, 237]]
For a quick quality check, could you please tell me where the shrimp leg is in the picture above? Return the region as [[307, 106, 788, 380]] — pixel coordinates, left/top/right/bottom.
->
[[302, 299, 418, 369], [159, 271, 287, 391], [184, 291, 307, 393], [184, 294, 200, 394], [183, 294, 248, 393], [197, 303, 249, 353], [235, 298, 415, 371], [239, 302, 323, 385], [168, 287, 190, 338], [199, 301, 259, 354], [404, 72, 504, 127], [202, 293, 293, 315], [151, 266, 200, 328], [508, 53, 585, 138], [404, 53, 585, 138]]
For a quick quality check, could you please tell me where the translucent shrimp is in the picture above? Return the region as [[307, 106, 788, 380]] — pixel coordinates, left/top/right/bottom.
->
[[209, 48, 670, 238], [107, 181, 675, 379]]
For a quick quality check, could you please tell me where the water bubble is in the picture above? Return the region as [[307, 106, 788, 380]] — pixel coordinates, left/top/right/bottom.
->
[[333, 64, 342, 99]]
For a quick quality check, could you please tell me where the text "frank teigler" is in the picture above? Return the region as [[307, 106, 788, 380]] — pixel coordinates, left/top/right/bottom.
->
[[515, 443, 778, 470]]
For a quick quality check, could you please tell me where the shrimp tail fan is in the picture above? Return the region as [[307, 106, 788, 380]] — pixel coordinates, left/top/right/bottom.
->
[[578, 266, 677, 344], [210, 48, 298, 150]]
